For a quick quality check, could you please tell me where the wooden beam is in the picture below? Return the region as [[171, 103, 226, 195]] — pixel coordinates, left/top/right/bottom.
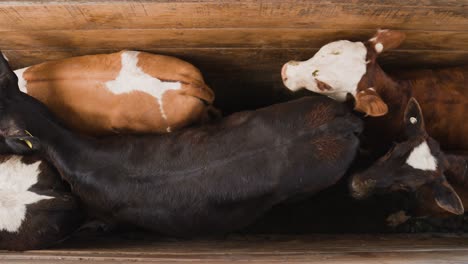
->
[[0, 1, 466, 31], [1, 234, 468, 263], [0, 29, 466, 51], [4, 48, 467, 70]]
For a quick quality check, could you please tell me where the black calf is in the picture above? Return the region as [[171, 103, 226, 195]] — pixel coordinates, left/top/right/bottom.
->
[[0, 53, 362, 236]]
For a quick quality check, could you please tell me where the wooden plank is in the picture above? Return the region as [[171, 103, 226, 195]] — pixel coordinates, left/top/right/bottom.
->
[[0, 234, 467, 263], [0, 1, 466, 31], [2, 0, 467, 6], [0, 29, 467, 51], [44, 234, 468, 253], [4, 48, 468, 70], [0, 251, 467, 264]]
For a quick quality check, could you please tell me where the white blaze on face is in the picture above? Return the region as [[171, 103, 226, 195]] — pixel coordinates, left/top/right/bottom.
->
[[0, 156, 53, 232], [14, 67, 29, 93], [282, 40, 368, 102], [406, 141, 438, 171], [105, 51, 182, 129]]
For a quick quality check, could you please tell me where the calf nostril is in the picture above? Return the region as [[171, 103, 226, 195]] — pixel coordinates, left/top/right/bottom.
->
[[350, 177, 375, 199], [351, 179, 362, 192]]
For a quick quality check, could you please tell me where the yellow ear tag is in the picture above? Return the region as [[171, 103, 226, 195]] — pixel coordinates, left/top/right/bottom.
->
[[22, 130, 34, 149], [20, 138, 33, 149]]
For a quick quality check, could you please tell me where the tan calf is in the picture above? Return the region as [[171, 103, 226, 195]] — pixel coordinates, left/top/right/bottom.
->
[[15, 50, 215, 136]]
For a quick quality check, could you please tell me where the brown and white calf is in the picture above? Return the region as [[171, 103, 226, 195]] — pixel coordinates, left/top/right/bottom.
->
[[281, 29, 468, 153], [0, 153, 83, 250], [13, 50, 215, 136]]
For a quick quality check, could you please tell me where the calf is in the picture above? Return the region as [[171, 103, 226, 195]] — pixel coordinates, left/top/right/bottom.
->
[[350, 98, 467, 216], [281, 29, 468, 153], [0, 154, 83, 250], [13, 50, 215, 136], [0, 53, 362, 236], [387, 152, 468, 225]]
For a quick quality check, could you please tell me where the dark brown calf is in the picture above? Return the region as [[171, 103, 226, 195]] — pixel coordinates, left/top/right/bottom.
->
[[350, 98, 467, 216], [405, 154, 468, 219]]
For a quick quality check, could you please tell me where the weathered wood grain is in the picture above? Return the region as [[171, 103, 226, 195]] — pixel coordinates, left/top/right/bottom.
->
[[0, 234, 467, 264], [0, 29, 466, 51], [0, 1, 466, 31], [1, 251, 468, 264], [2, 0, 467, 6], [4, 48, 468, 70]]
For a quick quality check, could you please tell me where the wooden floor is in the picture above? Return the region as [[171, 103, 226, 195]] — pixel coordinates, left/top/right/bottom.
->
[[1, 233, 468, 263]]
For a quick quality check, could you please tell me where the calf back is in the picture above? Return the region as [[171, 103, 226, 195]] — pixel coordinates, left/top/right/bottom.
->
[[15, 51, 215, 136]]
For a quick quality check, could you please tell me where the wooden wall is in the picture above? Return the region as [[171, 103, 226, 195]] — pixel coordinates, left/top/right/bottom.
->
[[0, 0, 467, 112]]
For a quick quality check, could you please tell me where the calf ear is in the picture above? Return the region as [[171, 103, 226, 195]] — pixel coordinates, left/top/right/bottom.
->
[[0, 51, 19, 96], [403, 98, 426, 137], [433, 179, 464, 215], [3, 136, 41, 155], [368, 29, 406, 54], [354, 88, 388, 116]]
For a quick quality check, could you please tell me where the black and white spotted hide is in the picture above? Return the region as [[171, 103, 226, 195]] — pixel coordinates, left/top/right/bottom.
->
[[0, 155, 84, 251]]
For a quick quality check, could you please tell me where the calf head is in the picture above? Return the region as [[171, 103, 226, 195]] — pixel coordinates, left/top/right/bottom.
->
[[281, 29, 406, 116], [0, 53, 42, 155], [350, 98, 466, 215]]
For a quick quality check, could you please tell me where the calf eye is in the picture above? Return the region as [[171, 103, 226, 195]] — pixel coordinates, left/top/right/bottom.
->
[[410, 117, 417, 124]]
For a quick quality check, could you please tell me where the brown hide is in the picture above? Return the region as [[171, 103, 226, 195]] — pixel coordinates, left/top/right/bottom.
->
[[355, 62, 411, 153], [350, 30, 467, 152], [18, 51, 215, 136], [397, 67, 468, 151], [357, 65, 468, 152]]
